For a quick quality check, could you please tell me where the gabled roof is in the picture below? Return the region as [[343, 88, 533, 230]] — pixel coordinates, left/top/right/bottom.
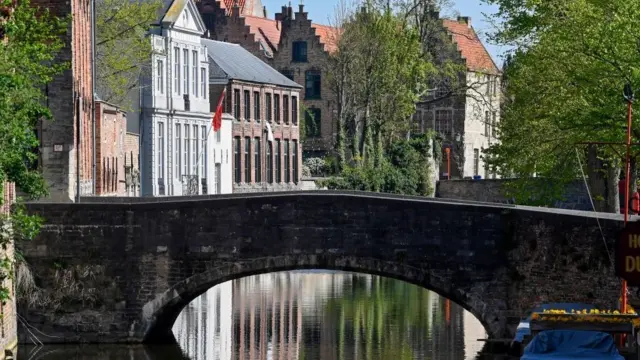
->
[[241, 16, 339, 54], [159, 0, 206, 33], [217, 0, 263, 17], [442, 19, 500, 75], [202, 39, 302, 88]]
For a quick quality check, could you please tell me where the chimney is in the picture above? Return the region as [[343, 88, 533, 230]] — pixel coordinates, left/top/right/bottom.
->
[[298, 4, 304, 13], [287, 2, 292, 19], [263, 5, 267, 18], [275, 5, 287, 21], [231, 0, 240, 18], [457, 16, 471, 26]]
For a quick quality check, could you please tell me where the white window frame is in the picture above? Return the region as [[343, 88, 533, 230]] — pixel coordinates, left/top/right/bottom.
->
[[175, 124, 181, 179], [157, 122, 165, 179], [156, 59, 163, 94], [201, 126, 206, 179], [183, 124, 190, 176], [192, 50, 198, 97], [192, 124, 198, 175], [183, 49, 189, 95], [201, 68, 207, 99], [174, 47, 180, 95]]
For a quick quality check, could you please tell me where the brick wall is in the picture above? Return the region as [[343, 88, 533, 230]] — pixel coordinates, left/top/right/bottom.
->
[[95, 101, 139, 196], [0, 182, 16, 358], [32, 0, 93, 202], [198, 3, 338, 157], [222, 81, 303, 191], [271, 5, 336, 157]]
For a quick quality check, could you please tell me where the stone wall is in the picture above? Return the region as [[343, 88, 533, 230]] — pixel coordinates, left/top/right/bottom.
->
[[436, 179, 593, 210], [32, 0, 93, 202], [18, 192, 623, 344], [0, 182, 17, 359]]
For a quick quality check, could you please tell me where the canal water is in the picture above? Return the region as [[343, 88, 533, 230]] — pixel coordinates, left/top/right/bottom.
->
[[19, 271, 506, 360]]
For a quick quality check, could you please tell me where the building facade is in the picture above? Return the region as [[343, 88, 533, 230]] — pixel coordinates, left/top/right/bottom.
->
[[203, 39, 303, 193], [31, 0, 94, 202], [0, 182, 16, 359], [139, 0, 232, 196], [95, 101, 140, 196], [197, 2, 338, 159], [414, 16, 501, 180]]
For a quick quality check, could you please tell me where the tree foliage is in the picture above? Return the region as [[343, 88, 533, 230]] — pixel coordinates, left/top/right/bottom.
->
[[482, 0, 640, 209], [0, 0, 67, 302], [96, 0, 162, 107]]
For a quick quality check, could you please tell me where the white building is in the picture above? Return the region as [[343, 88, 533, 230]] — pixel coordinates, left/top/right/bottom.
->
[[138, 0, 232, 196]]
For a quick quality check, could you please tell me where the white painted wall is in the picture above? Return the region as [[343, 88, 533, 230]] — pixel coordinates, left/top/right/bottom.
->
[[141, 0, 220, 196], [463, 71, 501, 179]]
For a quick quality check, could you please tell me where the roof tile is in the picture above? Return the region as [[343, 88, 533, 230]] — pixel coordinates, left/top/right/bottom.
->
[[442, 19, 500, 74]]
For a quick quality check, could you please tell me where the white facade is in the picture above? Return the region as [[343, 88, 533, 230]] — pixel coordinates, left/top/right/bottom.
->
[[463, 71, 501, 179], [140, 0, 232, 196]]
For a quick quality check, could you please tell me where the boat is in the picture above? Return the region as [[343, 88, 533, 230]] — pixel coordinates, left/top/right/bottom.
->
[[521, 330, 624, 359]]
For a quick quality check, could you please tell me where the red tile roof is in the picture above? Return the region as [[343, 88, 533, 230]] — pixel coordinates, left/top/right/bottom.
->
[[242, 15, 339, 54], [442, 19, 500, 74]]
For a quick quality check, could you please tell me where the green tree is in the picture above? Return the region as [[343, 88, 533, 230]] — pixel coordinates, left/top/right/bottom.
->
[[0, 0, 67, 302], [482, 0, 640, 210], [96, 0, 162, 107]]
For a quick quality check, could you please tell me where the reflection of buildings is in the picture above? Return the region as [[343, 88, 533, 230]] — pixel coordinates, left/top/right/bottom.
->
[[174, 271, 488, 360], [173, 281, 233, 360]]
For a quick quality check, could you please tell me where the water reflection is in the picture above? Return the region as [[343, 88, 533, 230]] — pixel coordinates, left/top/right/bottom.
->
[[173, 271, 488, 360], [19, 271, 499, 360]]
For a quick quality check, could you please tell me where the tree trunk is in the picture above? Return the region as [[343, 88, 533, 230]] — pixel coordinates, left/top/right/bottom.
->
[[606, 163, 621, 214], [586, 145, 607, 212]]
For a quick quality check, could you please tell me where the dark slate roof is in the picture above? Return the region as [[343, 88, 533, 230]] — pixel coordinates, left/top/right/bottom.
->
[[201, 39, 302, 89]]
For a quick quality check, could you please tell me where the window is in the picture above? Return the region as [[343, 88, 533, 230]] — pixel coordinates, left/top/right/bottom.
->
[[284, 140, 290, 183], [157, 60, 163, 94], [485, 111, 490, 136], [305, 108, 321, 137], [183, 124, 190, 176], [192, 125, 198, 175], [254, 138, 261, 183], [234, 137, 241, 183], [305, 70, 321, 99], [175, 124, 181, 178], [216, 125, 221, 143], [283, 95, 289, 124], [292, 96, 298, 125], [192, 50, 198, 97], [435, 109, 452, 138], [474, 149, 480, 176], [174, 47, 180, 94], [437, 78, 449, 98], [292, 140, 298, 183], [158, 122, 164, 179], [201, 68, 207, 99], [491, 112, 497, 137], [244, 90, 250, 120], [254, 91, 261, 122], [244, 137, 251, 183], [201, 126, 206, 179], [486, 75, 492, 96], [275, 140, 281, 183], [493, 78, 499, 96], [266, 141, 273, 183], [292, 41, 308, 62], [183, 49, 189, 95], [274, 94, 280, 122], [234, 89, 240, 120], [266, 93, 272, 121], [281, 69, 294, 81]]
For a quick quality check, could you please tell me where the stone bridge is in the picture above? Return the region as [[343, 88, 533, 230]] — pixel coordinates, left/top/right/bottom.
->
[[18, 191, 624, 344]]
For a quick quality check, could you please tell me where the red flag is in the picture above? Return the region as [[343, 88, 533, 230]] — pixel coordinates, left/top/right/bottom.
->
[[212, 88, 226, 132]]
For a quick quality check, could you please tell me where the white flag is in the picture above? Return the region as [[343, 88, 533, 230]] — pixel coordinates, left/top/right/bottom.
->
[[265, 121, 275, 142]]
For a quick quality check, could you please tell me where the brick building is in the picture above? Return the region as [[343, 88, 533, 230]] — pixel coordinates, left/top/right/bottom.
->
[[197, 2, 338, 158], [31, 0, 94, 201], [95, 101, 140, 196], [414, 16, 501, 180], [203, 39, 303, 193]]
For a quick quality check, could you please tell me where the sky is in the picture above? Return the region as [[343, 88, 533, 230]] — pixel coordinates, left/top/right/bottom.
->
[[261, 0, 510, 68]]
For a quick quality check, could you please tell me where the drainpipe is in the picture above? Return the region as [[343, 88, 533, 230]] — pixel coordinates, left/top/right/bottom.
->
[[91, 0, 96, 195], [76, 95, 82, 202]]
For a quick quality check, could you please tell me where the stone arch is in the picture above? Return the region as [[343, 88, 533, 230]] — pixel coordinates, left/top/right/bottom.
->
[[140, 255, 502, 343]]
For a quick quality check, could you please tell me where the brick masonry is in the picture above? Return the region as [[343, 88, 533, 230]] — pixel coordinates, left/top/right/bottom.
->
[[437, 179, 593, 210], [18, 192, 624, 343], [198, 3, 337, 157], [0, 182, 17, 358], [32, 0, 94, 202]]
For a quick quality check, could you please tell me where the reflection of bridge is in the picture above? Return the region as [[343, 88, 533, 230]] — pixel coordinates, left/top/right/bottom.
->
[[17, 191, 624, 343]]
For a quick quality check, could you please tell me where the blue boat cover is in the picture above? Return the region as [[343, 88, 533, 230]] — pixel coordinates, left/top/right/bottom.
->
[[522, 330, 624, 359]]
